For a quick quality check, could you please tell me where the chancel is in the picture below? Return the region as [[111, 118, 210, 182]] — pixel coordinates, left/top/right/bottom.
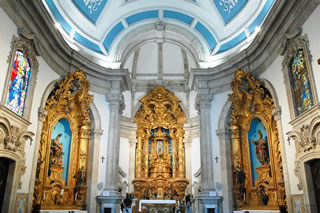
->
[[0, 1, 319, 213]]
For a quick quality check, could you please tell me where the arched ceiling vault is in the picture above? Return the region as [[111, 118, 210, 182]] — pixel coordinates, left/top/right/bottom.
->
[[44, 0, 276, 68], [1, 0, 318, 94]]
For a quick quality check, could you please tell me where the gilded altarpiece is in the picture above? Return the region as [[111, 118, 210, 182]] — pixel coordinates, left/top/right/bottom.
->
[[33, 70, 93, 211], [229, 70, 286, 210], [132, 86, 188, 202]]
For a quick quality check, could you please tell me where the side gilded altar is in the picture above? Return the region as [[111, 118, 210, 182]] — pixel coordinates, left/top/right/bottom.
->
[[229, 70, 286, 210], [132, 86, 188, 203], [33, 70, 93, 211]]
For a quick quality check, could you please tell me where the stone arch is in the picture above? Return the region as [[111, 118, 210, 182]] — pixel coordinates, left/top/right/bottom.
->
[[216, 100, 233, 213], [0, 116, 32, 213]]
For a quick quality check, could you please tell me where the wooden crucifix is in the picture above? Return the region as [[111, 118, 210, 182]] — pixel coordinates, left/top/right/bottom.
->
[[101, 156, 105, 163]]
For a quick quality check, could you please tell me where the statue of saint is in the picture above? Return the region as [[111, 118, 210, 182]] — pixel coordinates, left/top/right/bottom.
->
[[50, 134, 64, 165], [251, 130, 269, 165]]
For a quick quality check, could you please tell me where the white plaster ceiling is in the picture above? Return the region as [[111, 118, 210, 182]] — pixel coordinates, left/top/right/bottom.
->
[[43, 0, 276, 68]]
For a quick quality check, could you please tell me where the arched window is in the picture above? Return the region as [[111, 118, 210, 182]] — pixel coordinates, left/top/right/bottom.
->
[[4, 50, 32, 116], [290, 49, 314, 116], [282, 34, 317, 119]]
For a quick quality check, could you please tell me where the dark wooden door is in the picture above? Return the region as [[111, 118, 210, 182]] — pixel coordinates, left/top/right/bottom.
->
[[0, 158, 10, 213], [311, 159, 320, 212]]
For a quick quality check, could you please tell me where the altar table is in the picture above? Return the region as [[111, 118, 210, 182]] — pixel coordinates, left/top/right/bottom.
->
[[139, 200, 176, 211]]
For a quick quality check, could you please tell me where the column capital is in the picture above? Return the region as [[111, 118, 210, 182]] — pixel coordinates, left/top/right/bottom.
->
[[38, 107, 48, 122], [107, 93, 125, 115], [195, 94, 213, 112], [91, 128, 104, 137], [272, 106, 281, 121], [216, 129, 230, 137]]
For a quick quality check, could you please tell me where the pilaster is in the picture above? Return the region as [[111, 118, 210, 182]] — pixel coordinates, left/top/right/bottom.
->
[[87, 128, 103, 213], [128, 135, 136, 193], [27, 108, 47, 212], [216, 129, 233, 213]]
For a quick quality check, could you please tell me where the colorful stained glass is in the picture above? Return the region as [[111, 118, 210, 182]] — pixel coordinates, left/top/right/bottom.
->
[[290, 49, 314, 116], [5, 50, 31, 116]]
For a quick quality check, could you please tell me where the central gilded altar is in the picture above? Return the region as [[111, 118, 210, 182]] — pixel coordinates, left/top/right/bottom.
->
[[132, 86, 188, 202]]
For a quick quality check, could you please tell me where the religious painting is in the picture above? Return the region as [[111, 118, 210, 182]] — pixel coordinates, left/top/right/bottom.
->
[[248, 118, 270, 186], [290, 49, 314, 116], [157, 140, 163, 154], [15, 193, 27, 213], [5, 50, 31, 116], [292, 194, 305, 213], [50, 118, 72, 185]]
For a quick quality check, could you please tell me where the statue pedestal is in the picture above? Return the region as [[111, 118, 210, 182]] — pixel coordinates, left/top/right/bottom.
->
[[97, 191, 121, 213], [198, 191, 222, 213]]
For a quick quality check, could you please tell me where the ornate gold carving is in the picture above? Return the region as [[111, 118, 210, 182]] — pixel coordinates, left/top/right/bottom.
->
[[229, 70, 286, 210], [33, 70, 93, 211], [133, 86, 188, 202]]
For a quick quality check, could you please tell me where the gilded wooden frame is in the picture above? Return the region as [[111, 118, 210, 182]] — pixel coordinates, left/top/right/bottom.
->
[[32, 70, 93, 211], [132, 86, 188, 202], [229, 70, 286, 210]]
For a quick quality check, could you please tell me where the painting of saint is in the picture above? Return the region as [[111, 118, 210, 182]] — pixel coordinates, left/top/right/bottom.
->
[[157, 140, 163, 154]]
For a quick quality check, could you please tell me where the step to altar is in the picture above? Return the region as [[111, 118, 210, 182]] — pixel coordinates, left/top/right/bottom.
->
[[39, 210, 87, 213], [234, 210, 280, 213]]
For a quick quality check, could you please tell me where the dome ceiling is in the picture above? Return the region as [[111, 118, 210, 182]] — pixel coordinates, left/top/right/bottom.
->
[[44, 0, 275, 68]]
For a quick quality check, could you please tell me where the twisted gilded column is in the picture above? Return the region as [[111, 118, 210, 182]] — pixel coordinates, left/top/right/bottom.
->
[[176, 129, 185, 178], [135, 129, 144, 178], [171, 133, 177, 178]]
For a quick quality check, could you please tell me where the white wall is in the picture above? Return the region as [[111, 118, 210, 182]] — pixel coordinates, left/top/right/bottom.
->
[[91, 92, 110, 194], [119, 137, 130, 185], [0, 7, 18, 103], [210, 91, 230, 195], [191, 137, 200, 185]]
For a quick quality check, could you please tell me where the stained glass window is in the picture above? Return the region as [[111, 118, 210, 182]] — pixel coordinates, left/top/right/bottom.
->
[[5, 50, 31, 116], [290, 49, 314, 116]]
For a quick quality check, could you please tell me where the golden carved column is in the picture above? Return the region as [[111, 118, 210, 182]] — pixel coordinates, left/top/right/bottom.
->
[[136, 129, 144, 178], [171, 133, 177, 178], [176, 129, 185, 178], [143, 131, 149, 179]]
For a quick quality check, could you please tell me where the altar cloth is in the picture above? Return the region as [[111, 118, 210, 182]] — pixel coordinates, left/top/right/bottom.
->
[[139, 200, 176, 211]]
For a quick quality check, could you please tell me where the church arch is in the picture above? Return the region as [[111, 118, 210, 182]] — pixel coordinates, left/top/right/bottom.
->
[[216, 99, 233, 213]]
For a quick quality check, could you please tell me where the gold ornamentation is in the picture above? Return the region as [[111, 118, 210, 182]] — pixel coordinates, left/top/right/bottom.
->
[[229, 70, 286, 210], [33, 70, 93, 211], [133, 86, 188, 202]]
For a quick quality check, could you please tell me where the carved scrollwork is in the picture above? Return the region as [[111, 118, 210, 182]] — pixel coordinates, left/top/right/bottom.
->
[[33, 70, 93, 210], [229, 70, 286, 210], [133, 86, 188, 201]]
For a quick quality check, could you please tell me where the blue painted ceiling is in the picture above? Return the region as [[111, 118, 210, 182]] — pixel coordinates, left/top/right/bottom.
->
[[44, 0, 275, 66]]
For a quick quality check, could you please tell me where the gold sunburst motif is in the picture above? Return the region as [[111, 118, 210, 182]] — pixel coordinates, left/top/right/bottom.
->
[[33, 70, 93, 211], [229, 70, 286, 210], [132, 86, 188, 204]]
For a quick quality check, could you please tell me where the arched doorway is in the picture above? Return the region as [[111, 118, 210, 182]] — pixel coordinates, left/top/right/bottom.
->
[[0, 157, 12, 213]]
